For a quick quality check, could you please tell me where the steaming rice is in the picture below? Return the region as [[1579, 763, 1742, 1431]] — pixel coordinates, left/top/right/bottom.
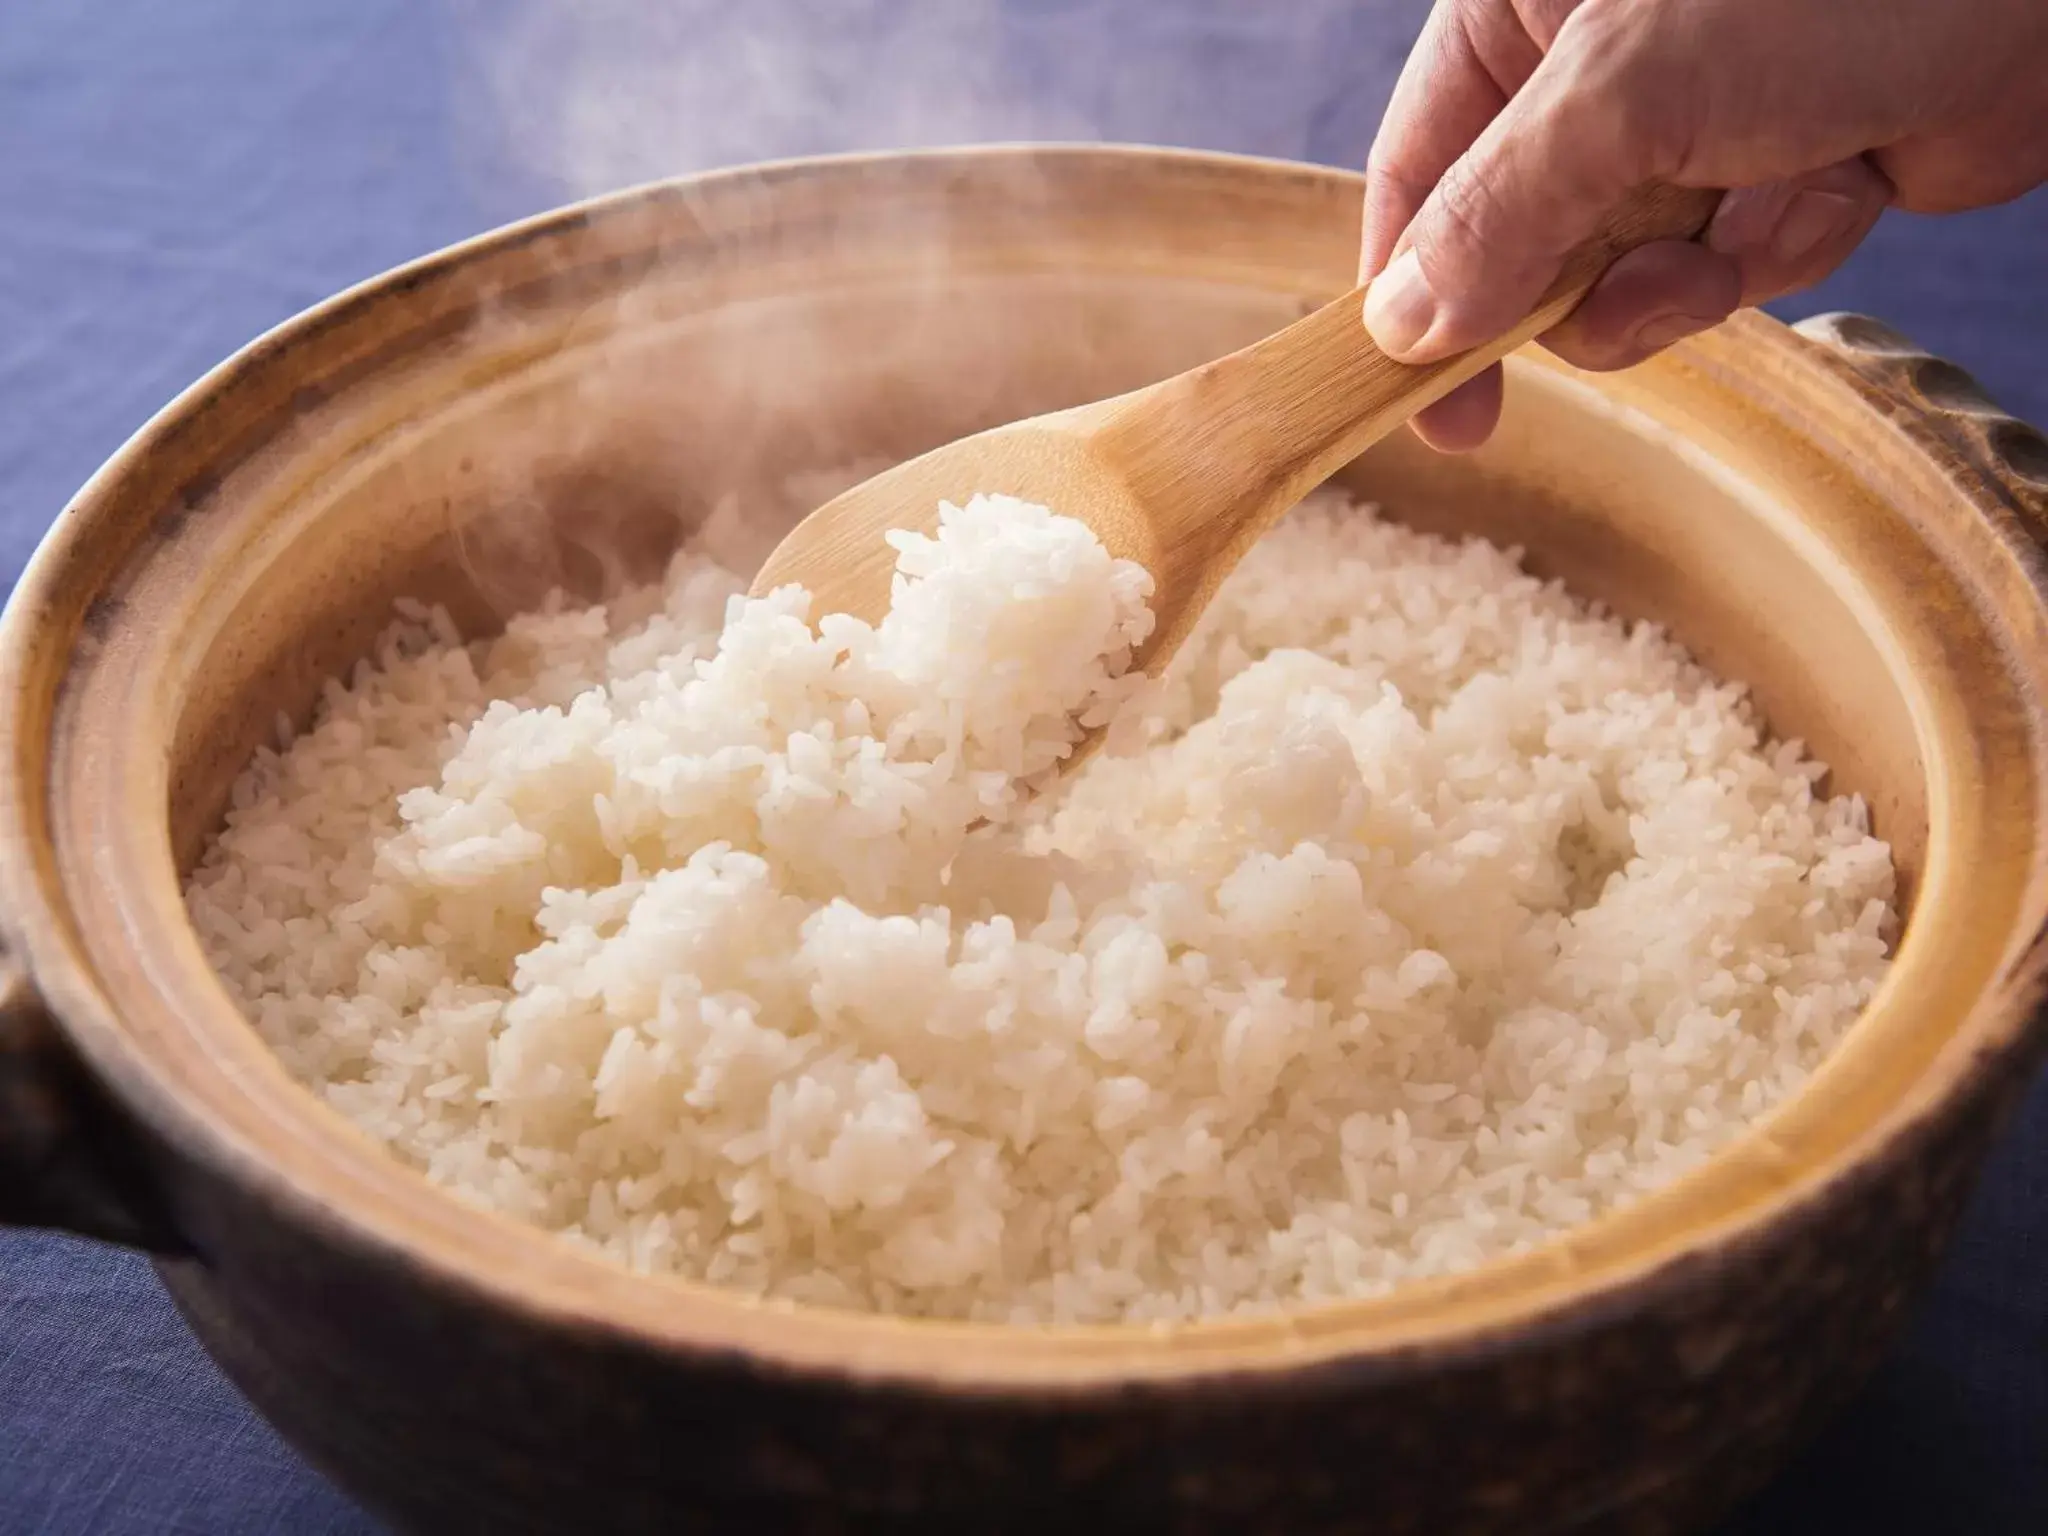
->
[[186, 484, 1895, 1324]]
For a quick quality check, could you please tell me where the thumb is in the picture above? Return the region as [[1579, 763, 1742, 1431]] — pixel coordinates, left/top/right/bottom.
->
[[1365, 8, 1686, 363]]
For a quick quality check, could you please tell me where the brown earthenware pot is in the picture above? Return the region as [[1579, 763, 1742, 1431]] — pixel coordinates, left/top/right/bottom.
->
[[4, 147, 2048, 1535]]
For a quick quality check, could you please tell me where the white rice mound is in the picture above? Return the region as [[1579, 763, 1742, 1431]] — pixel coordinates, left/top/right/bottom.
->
[[186, 485, 1896, 1325]]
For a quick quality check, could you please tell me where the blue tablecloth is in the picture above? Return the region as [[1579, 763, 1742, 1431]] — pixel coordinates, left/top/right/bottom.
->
[[3, 3, 2044, 1530]]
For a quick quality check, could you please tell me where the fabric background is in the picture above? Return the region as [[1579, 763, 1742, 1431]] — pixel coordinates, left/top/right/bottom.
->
[[2, 2, 2043, 1530]]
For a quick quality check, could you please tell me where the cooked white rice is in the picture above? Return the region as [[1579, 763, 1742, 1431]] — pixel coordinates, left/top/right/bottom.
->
[[185, 483, 1895, 1325]]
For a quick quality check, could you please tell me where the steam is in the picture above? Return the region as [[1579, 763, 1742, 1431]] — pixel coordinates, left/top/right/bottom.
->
[[455, 0, 1425, 200], [438, 0, 1429, 623]]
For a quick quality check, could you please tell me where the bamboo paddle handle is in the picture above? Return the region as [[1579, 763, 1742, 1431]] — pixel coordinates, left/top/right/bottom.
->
[[1098, 183, 1724, 568]]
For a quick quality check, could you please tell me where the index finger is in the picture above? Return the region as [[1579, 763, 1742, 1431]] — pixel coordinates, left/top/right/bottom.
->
[[1361, 3, 1516, 280]]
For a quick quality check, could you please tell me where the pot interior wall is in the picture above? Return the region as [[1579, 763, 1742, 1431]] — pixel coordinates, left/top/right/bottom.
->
[[165, 270, 1928, 915]]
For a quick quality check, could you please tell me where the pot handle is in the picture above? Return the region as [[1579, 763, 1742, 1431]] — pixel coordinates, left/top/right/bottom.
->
[[0, 944, 188, 1253], [1792, 313, 2048, 532]]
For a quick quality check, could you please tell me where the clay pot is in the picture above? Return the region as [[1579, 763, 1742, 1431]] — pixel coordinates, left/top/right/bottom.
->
[[3, 148, 2046, 1534]]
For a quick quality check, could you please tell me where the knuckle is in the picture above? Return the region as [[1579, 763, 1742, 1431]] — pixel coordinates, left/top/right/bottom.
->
[[1427, 161, 1512, 259], [1549, 0, 1698, 180], [1550, 0, 1638, 72], [1519, 0, 1597, 44], [1363, 147, 1432, 208]]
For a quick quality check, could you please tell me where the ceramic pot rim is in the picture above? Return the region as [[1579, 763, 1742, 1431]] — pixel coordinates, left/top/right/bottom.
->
[[4, 145, 2047, 1391]]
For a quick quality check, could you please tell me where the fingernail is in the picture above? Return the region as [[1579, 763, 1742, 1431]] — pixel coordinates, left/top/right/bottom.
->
[[1364, 249, 1438, 359], [1630, 309, 1721, 353], [1772, 190, 1861, 266]]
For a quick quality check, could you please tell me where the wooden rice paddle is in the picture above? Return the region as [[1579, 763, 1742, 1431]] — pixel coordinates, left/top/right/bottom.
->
[[752, 182, 1721, 685]]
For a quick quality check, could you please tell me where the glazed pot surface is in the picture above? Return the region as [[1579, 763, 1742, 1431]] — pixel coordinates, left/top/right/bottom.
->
[[4, 148, 2048, 1532]]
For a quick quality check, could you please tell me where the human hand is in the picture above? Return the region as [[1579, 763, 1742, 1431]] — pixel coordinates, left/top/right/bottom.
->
[[1362, 0, 2048, 450]]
